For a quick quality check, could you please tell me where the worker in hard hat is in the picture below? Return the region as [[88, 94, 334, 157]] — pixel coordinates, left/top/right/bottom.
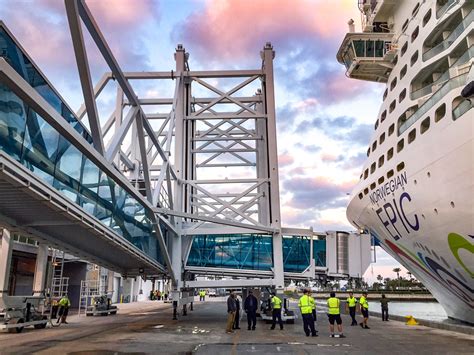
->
[[57, 294, 71, 324]]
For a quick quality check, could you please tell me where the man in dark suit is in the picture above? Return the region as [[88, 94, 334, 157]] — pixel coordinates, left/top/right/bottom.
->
[[244, 290, 258, 330]]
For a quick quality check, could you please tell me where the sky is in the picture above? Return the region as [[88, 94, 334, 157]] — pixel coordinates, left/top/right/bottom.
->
[[0, 0, 409, 283]]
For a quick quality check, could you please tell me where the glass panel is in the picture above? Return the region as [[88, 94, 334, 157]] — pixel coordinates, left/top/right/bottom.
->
[[187, 234, 273, 271], [0, 84, 27, 160], [283, 236, 311, 273], [375, 41, 385, 57], [53, 137, 83, 203], [366, 40, 375, 57], [313, 238, 326, 267], [353, 40, 365, 57]]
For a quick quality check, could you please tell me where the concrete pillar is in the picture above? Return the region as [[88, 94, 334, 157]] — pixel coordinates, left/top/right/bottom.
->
[[0, 228, 13, 294], [32, 243, 48, 295], [107, 269, 114, 295]]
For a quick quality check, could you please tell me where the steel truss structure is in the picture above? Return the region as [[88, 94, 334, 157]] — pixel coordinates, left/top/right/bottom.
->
[[63, 0, 285, 289]]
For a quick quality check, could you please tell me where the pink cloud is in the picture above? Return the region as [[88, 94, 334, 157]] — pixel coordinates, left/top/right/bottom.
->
[[278, 152, 294, 167], [174, 0, 360, 62]]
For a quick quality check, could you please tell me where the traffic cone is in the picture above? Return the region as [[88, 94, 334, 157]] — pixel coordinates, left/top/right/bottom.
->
[[405, 315, 419, 325]]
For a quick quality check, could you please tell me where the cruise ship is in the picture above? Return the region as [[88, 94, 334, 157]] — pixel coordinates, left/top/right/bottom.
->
[[337, 0, 473, 324]]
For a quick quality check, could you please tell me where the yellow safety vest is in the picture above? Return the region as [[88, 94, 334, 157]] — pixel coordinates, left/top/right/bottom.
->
[[327, 297, 340, 315], [311, 296, 316, 310], [298, 295, 313, 314], [59, 297, 70, 307], [360, 296, 369, 309], [272, 296, 282, 309], [347, 296, 357, 307]]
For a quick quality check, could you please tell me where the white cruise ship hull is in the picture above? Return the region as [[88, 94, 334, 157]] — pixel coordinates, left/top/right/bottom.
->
[[347, 103, 473, 323]]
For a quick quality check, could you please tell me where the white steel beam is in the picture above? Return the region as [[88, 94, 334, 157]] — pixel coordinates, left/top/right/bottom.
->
[[65, 0, 104, 155]]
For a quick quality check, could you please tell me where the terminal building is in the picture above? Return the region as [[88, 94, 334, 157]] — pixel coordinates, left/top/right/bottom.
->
[[0, 0, 372, 316]]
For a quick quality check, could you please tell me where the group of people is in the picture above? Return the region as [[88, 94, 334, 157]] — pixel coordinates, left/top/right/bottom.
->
[[226, 289, 382, 338], [150, 290, 168, 301]]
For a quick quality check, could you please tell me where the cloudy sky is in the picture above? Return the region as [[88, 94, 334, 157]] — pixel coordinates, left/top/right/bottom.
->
[[0, 0, 408, 283]]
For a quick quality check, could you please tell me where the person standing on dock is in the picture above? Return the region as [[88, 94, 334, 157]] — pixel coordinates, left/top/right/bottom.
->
[[244, 290, 258, 330], [226, 291, 237, 334], [270, 292, 284, 330], [310, 291, 318, 334], [346, 292, 358, 326], [380, 294, 390, 321], [359, 292, 370, 329], [233, 294, 241, 330], [327, 292, 345, 338], [298, 289, 317, 337]]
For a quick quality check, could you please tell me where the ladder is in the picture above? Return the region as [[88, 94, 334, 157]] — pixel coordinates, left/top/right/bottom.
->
[[50, 249, 69, 299]]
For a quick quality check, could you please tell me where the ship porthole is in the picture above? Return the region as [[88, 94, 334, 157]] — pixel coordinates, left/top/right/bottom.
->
[[421, 214, 425, 219], [450, 201, 455, 208], [427, 172, 431, 177], [434, 208, 438, 214], [414, 179, 417, 185]]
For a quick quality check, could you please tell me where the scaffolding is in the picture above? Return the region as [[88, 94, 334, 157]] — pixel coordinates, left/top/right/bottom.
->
[[78, 271, 107, 316]]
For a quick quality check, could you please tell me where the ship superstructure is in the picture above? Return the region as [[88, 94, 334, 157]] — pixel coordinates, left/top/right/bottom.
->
[[337, 0, 473, 324]]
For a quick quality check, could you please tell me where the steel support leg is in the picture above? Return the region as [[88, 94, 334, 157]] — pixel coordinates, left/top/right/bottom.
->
[[32, 243, 48, 296], [0, 228, 13, 294]]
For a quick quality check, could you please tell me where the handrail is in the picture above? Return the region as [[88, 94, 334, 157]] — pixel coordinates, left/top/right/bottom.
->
[[423, 10, 473, 61], [411, 46, 474, 100], [399, 73, 468, 134]]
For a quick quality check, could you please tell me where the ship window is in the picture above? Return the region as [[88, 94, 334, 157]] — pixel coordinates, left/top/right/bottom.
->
[[389, 100, 396, 113], [370, 182, 376, 190], [378, 176, 385, 185], [388, 123, 395, 136], [378, 155, 385, 168], [364, 187, 369, 195], [379, 132, 386, 144], [400, 65, 408, 79], [402, 19, 409, 33], [353, 40, 365, 56], [399, 89, 407, 102], [372, 141, 377, 151], [387, 147, 394, 160], [387, 169, 394, 178], [421, 117, 430, 134], [364, 169, 369, 179], [410, 50, 419, 66], [370, 162, 376, 174], [412, 3, 420, 16], [408, 128, 416, 144], [367, 147, 371, 157], [390, 77, 397, 91], [397, 161, 405, 172], [383, 89, 388, 100], [381, 110, 387, 122], [423, 9, 432, 27], [366, 40, 375, 57], [375, 119, 379, 130], [401, 42, 408, 56], [435, 103, 446, 122], [411, 26, 419, 42], [397, 138, 405, 152], [358, 192, 363, 200]]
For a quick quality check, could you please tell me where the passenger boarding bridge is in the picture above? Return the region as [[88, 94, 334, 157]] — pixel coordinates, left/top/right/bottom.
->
[[0, 0, 371, 301]]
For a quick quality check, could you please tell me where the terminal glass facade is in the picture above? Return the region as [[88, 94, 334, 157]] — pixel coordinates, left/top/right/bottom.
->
[[313, 238, 326, 267], [0, 27, 163, 265], [187, 234, 274, 271]]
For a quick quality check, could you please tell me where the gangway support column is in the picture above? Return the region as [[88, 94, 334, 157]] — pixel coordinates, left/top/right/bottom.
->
[[0, 228, 13, 294], [32, 244, 48, 296], [172, 44, 187, 289], [262, 43, 284, 289]]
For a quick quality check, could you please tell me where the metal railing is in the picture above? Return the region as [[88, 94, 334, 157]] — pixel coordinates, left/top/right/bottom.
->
[[423, 10, 473, 61], [437, 0, 460, 18], [453, 99, 473, 120], [399, 72, 468, 134], [412, 46, 474, 100]]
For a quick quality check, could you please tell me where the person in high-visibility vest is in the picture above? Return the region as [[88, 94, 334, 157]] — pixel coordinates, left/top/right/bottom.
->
[[57, 294, 71, 324], [327, 292, 345, 338], [270, 292, 284, 330], [310, 291, 318, 335], [199, 290, 206, 301], [345, 292, 358, 326], [298, 289, 317, 336], [359, 292, 370, 329]]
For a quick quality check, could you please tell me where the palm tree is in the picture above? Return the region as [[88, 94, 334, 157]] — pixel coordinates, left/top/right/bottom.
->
[[393, 268, 402, 288]]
